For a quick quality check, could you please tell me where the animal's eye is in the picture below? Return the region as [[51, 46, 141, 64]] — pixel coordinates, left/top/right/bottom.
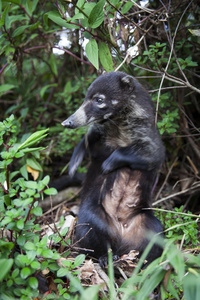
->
[[94, 97, 104, 104]]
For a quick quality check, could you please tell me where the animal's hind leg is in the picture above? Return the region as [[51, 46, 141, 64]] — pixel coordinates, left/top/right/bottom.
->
[[75, 202, 112, 259], [115, 212, 163, 263]]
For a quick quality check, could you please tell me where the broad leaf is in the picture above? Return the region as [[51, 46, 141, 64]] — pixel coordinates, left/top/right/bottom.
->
[[26, 157, 42, 171], [0, 4, 10, 26], [44, 187, 57, 195], [0, 259, 13, 281], [88, 0, 105, 28], [99, 42, 114, 71], [45, 11, 79, 29], [85, 39, 99, 70], [29, 277, 38, 289], [0, 84, 16, 95]]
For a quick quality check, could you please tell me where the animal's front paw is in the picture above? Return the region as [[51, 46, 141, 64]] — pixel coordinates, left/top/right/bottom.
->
[[99, 255, 108, 268], [99, 254, 120, 268], [102, 159, 113, 174]]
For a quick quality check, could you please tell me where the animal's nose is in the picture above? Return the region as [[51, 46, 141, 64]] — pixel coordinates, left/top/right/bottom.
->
[[61, 117, 74, 128]]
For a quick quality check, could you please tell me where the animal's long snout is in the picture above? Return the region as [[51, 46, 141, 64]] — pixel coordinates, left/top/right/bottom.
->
[[61, 104, 87, 129], [62, 115, 76, 128]]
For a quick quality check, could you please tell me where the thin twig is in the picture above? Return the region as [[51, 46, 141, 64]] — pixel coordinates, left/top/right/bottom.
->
[[153, 183, 200, 206], [155, 0, 194, 124], [154, 157, 178, 201], [115, 35, 145, 71], [53, 46, 92, 65], [106, 0, 145, 32], [0, 62, 9, 75], [149, 86, 186, 93], [42, 188, 81, 216]]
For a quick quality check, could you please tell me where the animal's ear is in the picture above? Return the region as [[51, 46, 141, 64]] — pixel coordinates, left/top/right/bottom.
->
[[121, 75, 135, 92]]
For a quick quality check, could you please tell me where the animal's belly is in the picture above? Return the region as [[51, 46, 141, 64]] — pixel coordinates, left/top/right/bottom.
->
[[102, 168, 142, 237]]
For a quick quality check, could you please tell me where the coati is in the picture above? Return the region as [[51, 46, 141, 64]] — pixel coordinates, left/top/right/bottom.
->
[[62, 71, 165, 266]]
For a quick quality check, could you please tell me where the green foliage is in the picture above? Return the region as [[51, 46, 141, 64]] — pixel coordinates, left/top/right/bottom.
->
[[156, 206, 199, 247], [88, 0, 105, 29], [132, 36, 199, 135], [1, 0, 199, 143], [86, 39, 99, 70], [0, 1, 200, 298], [99, 42, 114, 72], [0, 115, 85, 298], [118, 237, 200, 300]]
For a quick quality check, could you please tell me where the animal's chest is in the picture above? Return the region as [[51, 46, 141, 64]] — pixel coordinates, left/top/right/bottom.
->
[[101, 169, 142, 234]]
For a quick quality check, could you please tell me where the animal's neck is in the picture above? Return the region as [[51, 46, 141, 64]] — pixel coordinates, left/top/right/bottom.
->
[[104, 117, 133, 149]]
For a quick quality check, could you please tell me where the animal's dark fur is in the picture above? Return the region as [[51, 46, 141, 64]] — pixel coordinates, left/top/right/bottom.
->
[[62, 72, 165, 266]]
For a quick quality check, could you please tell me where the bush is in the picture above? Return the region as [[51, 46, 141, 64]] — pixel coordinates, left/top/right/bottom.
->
[[0, 115, 85, 299]]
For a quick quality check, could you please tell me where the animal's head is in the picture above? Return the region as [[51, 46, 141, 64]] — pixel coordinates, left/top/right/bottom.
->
[[62, 71, 150, 129]]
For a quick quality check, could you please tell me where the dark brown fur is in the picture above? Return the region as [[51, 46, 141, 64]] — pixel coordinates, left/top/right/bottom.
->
[[62, 72, 165, 266]]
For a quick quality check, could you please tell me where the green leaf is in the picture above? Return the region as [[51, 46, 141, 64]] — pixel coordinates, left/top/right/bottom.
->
[[45, 11, 79, 29], [50, 53, 58, 76], [31, 206, 42, 216], [7, 279, 13, 287], [20, 164, 28, 180], [85, 39, 99, 70], [136, 269, 165, 299], [30, 261, 40, 270], [0, 197, 5, 212], [21, 147, 45, 153], [0, 259, 13, 281], [17, 235, 26, 246], [0, 240, 14, 251], [21, 267, 32, 279], [167, 246, 185, 281], [16, 219, 24, 230], [29, 277, 38, 289], [14, 197, 33, 207], [0, 4, 10, 26], [4, 46, 15, 63], [11, 268, 19, 278], [6, 15, 27, 30], [4, 0, 21, 4], [80, 285, 100, 300], [18, 129, 48, 150], [44, 187, 58, 195], [42, 175, 50, 186], [15, 254, 27, 268], [0, 84, 16, 95], [40, 83, 58, 98], [189, 29, 200, 37], [74, 254, 85, 267], [24, 241, 36, 251], [27, 0, 39, 14], [121, 1, 134, 14], [88, 0, 105, 28], [1, 216, 12, 226], [9, 171, 19, 182], [57, 267, 68, 277], [26, 157, 42, 171], [99, 42, 114, 71], [75, 0, 85, 14], [12, 25, 30, 37], [24, 180, 38, 189], [166, 274, 180, 300], [183, 272, 200, 300], [27, 250, 36, 262], [4, 194, 11, 206], [41, 248, 54, 258]]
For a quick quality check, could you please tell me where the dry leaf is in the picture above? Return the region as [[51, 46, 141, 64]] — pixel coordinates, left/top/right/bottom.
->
[[27, 164, 39, 180], [78, 259, 105, 286]]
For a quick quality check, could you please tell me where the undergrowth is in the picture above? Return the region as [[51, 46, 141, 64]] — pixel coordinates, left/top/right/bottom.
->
[[0, 115, 200, 299], [156, 206, 199, 248]]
